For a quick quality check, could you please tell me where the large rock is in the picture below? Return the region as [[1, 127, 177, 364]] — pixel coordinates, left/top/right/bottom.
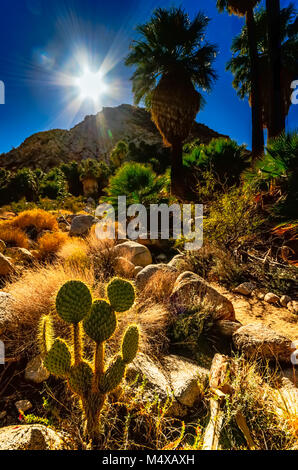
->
[[168, 254, 193, 271], [0, 425, 70, 450], [233, 323, 293, 363], [161, 355, 208, 407], [170, 271, 235, 321], [233, 282, 256, 296], [135, 264, 178, 289], [0, 253, 15, 276], [114, 241, 152, 267], [69, 215, 97, 236], [287, 301, 298, 315], [264, 292, 280, 304], [25, 355, 50, 383], [126, 353, 208, 417]]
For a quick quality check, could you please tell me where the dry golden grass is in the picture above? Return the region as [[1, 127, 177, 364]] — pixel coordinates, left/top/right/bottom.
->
[[3, 262, 98, 357], [0, 223, 29, 249], [57, 238, 90, 269], [37, 232, 68, 259], [11, 209, 58, 233]]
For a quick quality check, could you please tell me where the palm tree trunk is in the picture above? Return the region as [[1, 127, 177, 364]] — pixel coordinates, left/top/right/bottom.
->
[[171, 141, 185, 199], [246, 8, 264, 159], [266, 0, 285, 140]]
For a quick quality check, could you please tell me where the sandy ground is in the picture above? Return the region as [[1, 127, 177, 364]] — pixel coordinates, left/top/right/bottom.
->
[[214, 283, 298, 341]]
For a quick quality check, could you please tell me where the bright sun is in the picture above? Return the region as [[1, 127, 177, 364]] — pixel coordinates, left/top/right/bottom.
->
[[74, 68, 108, 101]]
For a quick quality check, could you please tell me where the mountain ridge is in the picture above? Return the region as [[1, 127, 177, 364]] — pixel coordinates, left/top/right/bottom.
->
[[0, 104, 229, 171]]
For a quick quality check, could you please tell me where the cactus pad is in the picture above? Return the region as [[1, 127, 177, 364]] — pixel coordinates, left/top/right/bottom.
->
[[68, 361, 93, 397], [121, 324, 139, 364], [106, 278, 135, 312], [44, 338, 71, 377], [56, 280, 92, 324], [100, 355, 125, 393], [83, 300, 117, 344]]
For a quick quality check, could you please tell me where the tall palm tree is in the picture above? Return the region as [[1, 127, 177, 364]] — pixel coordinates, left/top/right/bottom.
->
[[125, 7, 217, 198], [266, 0, 284, 138], [226, 4, 298, 139], [217, 0, 264, 158]]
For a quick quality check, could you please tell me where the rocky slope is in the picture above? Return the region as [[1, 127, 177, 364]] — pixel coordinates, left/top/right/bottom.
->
[[0, 104, 228, 171]]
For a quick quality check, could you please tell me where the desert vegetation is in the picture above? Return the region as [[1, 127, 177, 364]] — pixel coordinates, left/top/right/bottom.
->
[[0, 2, 297, 452]]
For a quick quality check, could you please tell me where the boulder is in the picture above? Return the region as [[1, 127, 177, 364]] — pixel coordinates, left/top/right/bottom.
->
[[168, 254, 193, 271], [280, 295, 291, 308], [170, 271, 235, 321], [233, 323, 293, 362], [126, 353, 208, 417], [114, 257, 135, 278], [0, 425, 70, 450], [264, 292, 280, 304], [161, 355, 208, 407], [135, 264, 178, 290], [287, 301, 298, 315], [133, 266, 143, 276], [213, 320, 242, 337], [233, 282, 256, 296], [0, 253, 15, 276], [24, 355, 50, 383], [114, 241, 152, 267], [69, 215, 97, 236]]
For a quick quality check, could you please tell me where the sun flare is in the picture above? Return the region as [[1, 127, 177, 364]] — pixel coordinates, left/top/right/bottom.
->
[[74, 68, 108, 101]]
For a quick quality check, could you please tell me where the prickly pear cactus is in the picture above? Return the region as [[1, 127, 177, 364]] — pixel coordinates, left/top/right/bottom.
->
[[122, 324, 139, 364], [107, 278, 135, 312], [68, 361, 93, 397], [100, 355, 126, 393], [43, 338, 71, 378], [56, 280, 92, 324], [40, 277, 139, 441], [83, 300, 116, 344]]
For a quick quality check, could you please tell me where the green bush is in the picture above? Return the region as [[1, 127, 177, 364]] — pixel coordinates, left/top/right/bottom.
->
[[40, 168, 68, 199], [104, 162, 169, 207], [244, 131, 298, 220], [204, 186, 263, 249]]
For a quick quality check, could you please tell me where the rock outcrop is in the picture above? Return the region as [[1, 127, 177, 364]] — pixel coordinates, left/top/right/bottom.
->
[[0, 104, 228, 171]]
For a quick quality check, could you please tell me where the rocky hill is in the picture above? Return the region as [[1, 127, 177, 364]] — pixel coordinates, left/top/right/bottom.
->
[[0, 104, 228, 171]]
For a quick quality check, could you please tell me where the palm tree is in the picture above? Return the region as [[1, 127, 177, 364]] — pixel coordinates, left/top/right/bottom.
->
[[266, 0, 283, 138], [226, 4, 297, 139], [125, 7, 217, 198], [217, 0, 264, 158]]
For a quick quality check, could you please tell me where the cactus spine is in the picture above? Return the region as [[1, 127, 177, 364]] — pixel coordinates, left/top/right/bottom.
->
[[40, 277, 139, 441]]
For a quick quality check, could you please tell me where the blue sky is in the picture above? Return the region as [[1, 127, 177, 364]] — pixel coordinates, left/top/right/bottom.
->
[[0, 0, 297, 154]]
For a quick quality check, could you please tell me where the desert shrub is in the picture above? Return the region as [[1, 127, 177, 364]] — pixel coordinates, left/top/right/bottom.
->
[[126, 141, 171, 174], [244, 131, 298, 220], [139, 270, 179, 304], [210, 251, 247, 288], [104, 162, 168, 207], [0, 222, 29, 248], [204, 187, 263, 249], [185, 138, 249, 186], [37, 231, 68, 259], [110, 140, 128, 170], [40, 168, 68, 199], [11, 208, 58, 233], [9, 168, 38, 201], [58, 238, 91, 270]]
